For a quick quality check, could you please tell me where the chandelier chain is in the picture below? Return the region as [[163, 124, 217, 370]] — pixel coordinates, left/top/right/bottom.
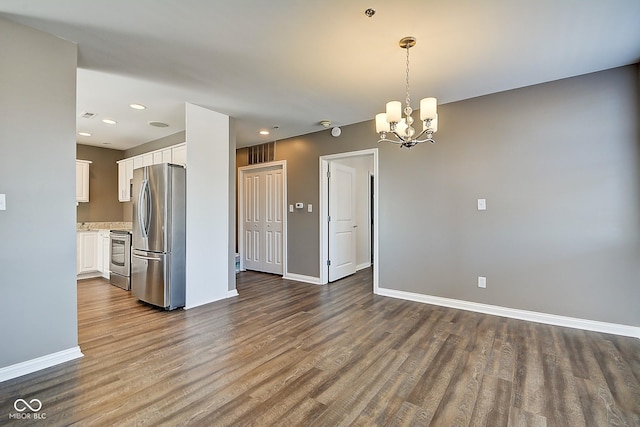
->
[[405, 45, 411, 109]]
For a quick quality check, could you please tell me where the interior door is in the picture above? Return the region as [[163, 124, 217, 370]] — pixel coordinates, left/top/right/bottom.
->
[[328, 161, 357, 282], [243, 167, 283, 274]]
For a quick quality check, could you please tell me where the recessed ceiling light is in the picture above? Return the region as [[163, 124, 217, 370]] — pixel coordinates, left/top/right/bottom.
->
[[78, 132, 92, 137], [102, 119, 117, 124], [148, 121, 169, 128], [259, 130, 270, 135], [130, 103, 146, 110]]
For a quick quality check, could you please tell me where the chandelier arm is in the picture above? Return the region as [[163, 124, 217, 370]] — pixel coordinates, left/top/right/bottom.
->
[[377, 137, 405, 145], [411, 128, 434, 143]]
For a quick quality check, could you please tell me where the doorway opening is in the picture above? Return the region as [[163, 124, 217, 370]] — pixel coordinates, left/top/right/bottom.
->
[[319, 149, 378, 291]]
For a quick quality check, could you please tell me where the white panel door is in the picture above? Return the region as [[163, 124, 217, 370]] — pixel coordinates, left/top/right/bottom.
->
[[242, 168, 283, 274], [263, 169, 283, 274], [328, 162, 357, 282], [244, 173, 261, 271]]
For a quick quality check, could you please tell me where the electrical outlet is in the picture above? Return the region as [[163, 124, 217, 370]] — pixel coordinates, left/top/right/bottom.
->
[[478, 276, 487, 288]]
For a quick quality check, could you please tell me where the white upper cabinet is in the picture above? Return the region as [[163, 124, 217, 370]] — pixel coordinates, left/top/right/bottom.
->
[[116, 143, 186, 202], [171, 144, 187, 166], [76, 160, 91, 203], [117, 158, 134, 202]]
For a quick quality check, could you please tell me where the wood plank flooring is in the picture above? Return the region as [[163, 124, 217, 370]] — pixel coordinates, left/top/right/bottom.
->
[[1, 268, 639, 426]]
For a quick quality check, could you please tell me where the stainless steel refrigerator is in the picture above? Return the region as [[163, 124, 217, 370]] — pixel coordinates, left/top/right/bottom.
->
[[131, 163, 186, 310]]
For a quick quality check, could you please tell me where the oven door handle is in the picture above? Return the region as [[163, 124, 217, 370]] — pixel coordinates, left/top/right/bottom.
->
[[132, 253, 162, 261]]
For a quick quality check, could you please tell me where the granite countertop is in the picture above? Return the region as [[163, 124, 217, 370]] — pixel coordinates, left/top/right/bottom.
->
[[77, 221, 133, 231]]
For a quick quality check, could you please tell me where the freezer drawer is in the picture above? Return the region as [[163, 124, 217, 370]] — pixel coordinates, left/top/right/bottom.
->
[[131, 249, 185, 310]]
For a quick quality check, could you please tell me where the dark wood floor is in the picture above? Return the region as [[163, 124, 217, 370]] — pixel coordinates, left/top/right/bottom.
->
[[1, 269, 639, 426]]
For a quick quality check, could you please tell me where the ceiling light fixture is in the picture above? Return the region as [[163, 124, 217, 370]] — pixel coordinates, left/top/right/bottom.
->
[[129, 103, 146, 110], [259, 130, 270, 135], [78, 132, 92, 137], [102, 118, 117, 125], [148, 121, 169, 128], [376, 36, 438, 149]]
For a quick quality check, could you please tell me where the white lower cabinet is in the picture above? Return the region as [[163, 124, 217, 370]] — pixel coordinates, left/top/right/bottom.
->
[[77, 231, 99, 275], [96, 230, 111, 279], [77, 230, 111, 278]]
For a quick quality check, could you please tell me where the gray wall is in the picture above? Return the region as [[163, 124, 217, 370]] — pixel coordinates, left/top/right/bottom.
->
[[237, 65, 640, 327], [76, 144, 125, 222], [0, 18, 79, 367], [381, 65, 639, 326]]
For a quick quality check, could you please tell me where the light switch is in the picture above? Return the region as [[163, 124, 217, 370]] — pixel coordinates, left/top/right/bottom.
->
[[0, 194, 5, 211], [289, 204, 294, 213], [477, 199, 486, 211], [307, 204, 313, 213], [478, 276, 487, 288]]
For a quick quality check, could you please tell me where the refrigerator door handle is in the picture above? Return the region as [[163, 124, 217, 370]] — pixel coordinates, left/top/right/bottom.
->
[[138, 179, 152, 238], [132, 253, 162, 261]]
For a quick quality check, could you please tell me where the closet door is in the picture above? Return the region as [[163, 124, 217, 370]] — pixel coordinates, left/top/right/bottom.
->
[[243, 167, 283, 274]]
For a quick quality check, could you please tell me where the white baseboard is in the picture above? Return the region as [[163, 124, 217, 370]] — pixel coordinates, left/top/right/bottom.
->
[[227, 289, 239, 298], [77, 272, 103, 280], [0, 346, 84, 383], [283, 273, 323, 285], [376, 287, 640, 339], [356, 262, 372, 271]]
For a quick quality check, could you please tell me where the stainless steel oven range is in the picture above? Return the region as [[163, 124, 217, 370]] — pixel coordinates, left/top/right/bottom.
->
[[110, 230, 131, 290]]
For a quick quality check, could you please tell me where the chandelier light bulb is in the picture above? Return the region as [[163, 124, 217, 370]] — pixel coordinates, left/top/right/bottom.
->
[[420, 98, 437, 120], [386, 101, 402, 123], [375, 113, 390, 133]]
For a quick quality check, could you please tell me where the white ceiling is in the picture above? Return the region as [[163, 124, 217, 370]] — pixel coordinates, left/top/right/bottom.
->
[[2, 0, 639, 150]]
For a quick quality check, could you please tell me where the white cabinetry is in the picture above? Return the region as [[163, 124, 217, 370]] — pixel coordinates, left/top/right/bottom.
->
[[171, 144, 187, 166], [142, 153, 153, 167], [117, 158, 134, 202], [76, 160, 92, 203], [116, 143, 186, 202], [161, 148, 172, 163], [77, 231, 99, 274], [133, 156, 143, 170], [97, 230, 111, 279]]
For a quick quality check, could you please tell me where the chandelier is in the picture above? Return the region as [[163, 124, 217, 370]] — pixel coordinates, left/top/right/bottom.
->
[[376, 36, 438, 148]]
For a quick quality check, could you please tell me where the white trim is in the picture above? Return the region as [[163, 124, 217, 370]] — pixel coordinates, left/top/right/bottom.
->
[[356, 262, 371, 271], [237, 161, 287, 277], [319, 149, 379, 292], [283, 273, 323, 285], [377, 287, 640, 339], [0, 346, 84, 382], [227, 289, 239, 298]]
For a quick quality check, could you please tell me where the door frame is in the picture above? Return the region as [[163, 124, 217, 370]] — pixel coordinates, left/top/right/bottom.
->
[[238, 160, 287, 275], [319, 149, 378, 291]]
